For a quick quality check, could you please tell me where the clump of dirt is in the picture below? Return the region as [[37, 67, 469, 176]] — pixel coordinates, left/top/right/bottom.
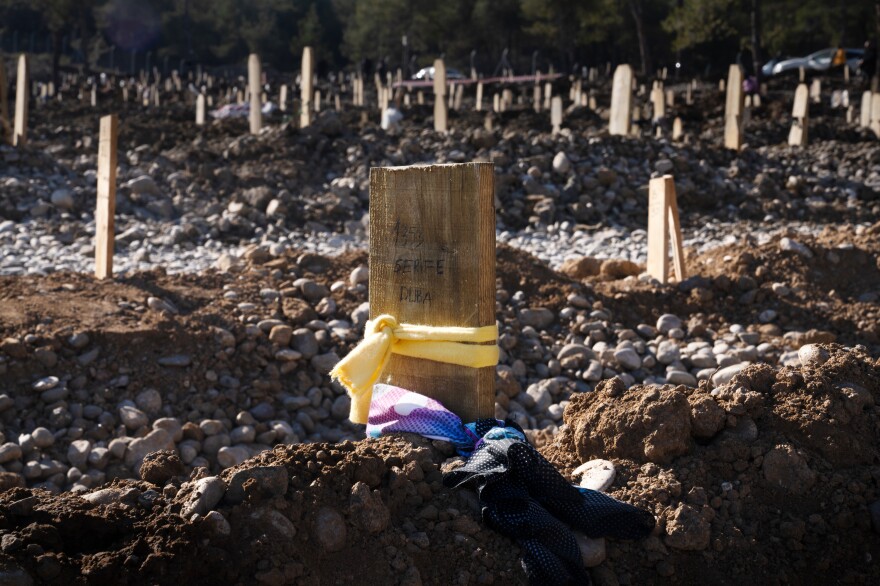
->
[[542, 344, 880, 584]]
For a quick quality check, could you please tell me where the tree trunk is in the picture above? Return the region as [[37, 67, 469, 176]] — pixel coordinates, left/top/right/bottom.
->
[[52, 30, 63, 89], [629, 0, 651, 76]]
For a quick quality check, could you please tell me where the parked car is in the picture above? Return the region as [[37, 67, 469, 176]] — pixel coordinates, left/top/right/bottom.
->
[[412, 66, 466, 80], [769, 48, 864, 76]]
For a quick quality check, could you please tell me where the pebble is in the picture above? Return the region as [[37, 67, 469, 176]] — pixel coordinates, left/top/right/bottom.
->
[[181, 476, 227, 517], [710, 362, 750, 387], [656, 314, 682, 334], [157, 354, 191, 367], [798, 344, 829, 367], [573, 459, 616, 492]]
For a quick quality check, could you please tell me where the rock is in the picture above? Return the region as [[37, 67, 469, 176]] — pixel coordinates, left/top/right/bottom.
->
[[268, 325, 293, 346], [203, 510, 231, 536], [798, 344, 829, 367], [225, 465, 289, 504], [557, 344, 595, 369], [135, 389, 162, 415], [552, 152, 572, 173], [0, 561, 34, 586], [779, 237, 813, 258], [67, 440, 91, 469], [292, 328, 319, 358], [181, 476, 227, 517], [575, 533, 606, 567], [32, 376, 59, 391], [217, 446, 250, 468], [763, 444, 817, 494], [139, 450, 185, 485], [311, 352, 340, 374], [0, 442, 23, 464], [518, 307, 555, 329], [600, 259, 640, 279], [157, 354, 191, 367], [711, 362, 750, 386], [656, 340, 680, 364], [125, 175, 161, 195], [1, 338, 27, 359], [50, 189, 75, 210], [0, 472, 25, 491], [350, 265, 369, 286], [124, 429, 174, 473], [526, 382, 553, 412], [313, 507, 347, 552], [82, 488, 125, 506], [349, 481, 390, 534], [613, 347, 641, 371], [665, 370, 697, 386], [664, 503, 710, 550], [560, 257, 601, 279], [573, 459, 616, 492], [249, 508, 297, 540], [31, 427, 55, 449], [119, 405, 149, 430], [656, 314, 682, 334]]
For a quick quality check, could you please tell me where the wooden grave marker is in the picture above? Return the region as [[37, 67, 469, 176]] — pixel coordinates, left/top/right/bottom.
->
[[788, 83, 809, 147], [279, 84, 288, 111], [301, 47, 314, 128], [369, 163, 496, 422], [196, 93, 206, 125], [651, 86, 665, 121], [861, 91, 873, 128], [647, 175, 686, 284], [809, 79, 821, 104], [95, 115, 119, 280], [672, 117, 683, 140], [550, 96, 563, 134], [433, 59, 447, 133], [0, 53, 9, 144], [476, 82, 483, 112], [13, 54, 29, 147], [248, 53, 262, 134], [609, 64, 633, 136], [723, 64, 744, 150]]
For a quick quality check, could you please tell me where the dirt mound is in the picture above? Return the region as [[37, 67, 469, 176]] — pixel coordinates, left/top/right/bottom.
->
[[0, 435, 526, 585], [543, 344, 880, 584]]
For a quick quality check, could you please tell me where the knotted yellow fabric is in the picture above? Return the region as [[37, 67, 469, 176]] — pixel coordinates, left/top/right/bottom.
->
[[330, 314, 499, 424]]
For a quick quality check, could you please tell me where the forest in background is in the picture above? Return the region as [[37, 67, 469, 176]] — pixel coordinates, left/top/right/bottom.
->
[[1, 0, 879, 81]]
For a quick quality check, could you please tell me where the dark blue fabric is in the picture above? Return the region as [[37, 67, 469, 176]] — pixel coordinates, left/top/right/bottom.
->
[[443, 419, 655, 585]]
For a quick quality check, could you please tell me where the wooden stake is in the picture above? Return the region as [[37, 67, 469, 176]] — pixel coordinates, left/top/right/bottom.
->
[[788, 83, 809, 146], [723, 64, 744, 150], [860, 91, 872, 127], [433, 59, 447, 133], [369, 163, 495, 422], [672, 117, 683, 140], [551, 96, 562, 134], [871, 93, 880, 138], [196, 93, 206, 125], [651, 86, 665, 121], [609, 64, 633, 136], [248, 53, 262, 134], [647, 175, 686, 284], [95, 115, 118, 280], [301, 47, 314, 127], [13, 54, 29, 147], [476, 82, 483, 112]]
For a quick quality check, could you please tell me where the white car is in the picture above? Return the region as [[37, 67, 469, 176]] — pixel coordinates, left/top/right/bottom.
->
[[771, 48, 864, 76], [412, 67, 466, 80]]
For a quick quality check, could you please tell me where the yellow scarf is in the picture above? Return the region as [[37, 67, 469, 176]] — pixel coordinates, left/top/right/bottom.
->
[[330, 314, 499, 423]]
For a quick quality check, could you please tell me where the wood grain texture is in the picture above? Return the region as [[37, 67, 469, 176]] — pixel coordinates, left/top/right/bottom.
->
[[301, 47, 314, 128], [248, 54, 261, 135], [95, 115, 118, 280], [369, 163, 495, 422], [647, 176, 670, 283], [609, 65, 633, 136], [13, 54, 28, 147]]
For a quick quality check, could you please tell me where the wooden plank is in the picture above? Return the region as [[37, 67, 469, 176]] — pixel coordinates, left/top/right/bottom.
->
[[789, 83, 809, 146], [724, 64, 744, 120], [609, 64, 633, 136], [0, 53, 9, 144], [248, 53, 262, 134], [476, 82, 483, 112], [550, 96, 562, 134], [279, 84, 288, 112], [672, 117, 683, 140], [433, 59, 447, 133], [95, 115, 118, 280], [301, 47, 314, 128], [667, 180, 686, 281], [871, 93, 880, 138], [792, 83, 809, 118], [647, 176, 671, 283], [651, 86, 665, 121], [13, 54, 29, 147], [196, 93, 206, 125], [369, 163, 495, 422], [860, 91, 872, 127]]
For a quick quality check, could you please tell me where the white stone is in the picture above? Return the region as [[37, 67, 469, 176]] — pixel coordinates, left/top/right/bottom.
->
[[573, 459, 616, 492]]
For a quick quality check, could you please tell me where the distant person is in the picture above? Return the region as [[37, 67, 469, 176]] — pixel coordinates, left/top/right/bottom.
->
[[859, 40, 876, 85], [832, 46, 846, 69]]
